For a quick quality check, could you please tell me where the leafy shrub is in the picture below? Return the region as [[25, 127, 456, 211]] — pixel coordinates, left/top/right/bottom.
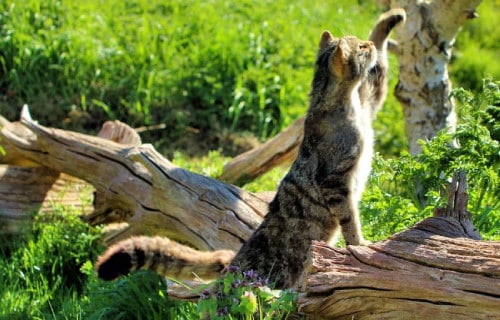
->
[[361, 79, 500, 241]]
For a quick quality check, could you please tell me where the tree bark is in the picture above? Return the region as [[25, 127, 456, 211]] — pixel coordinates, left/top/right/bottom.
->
[[0, 166, 94, 233], [297, 237, 499, 319], [384, 0, 482, 155]]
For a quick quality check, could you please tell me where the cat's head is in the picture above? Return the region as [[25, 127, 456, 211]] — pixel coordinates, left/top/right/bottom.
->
[[313, 31, 376, 90]]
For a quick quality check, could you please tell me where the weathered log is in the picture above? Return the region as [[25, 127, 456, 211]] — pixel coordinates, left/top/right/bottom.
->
[[297, 172, 499, 319], [1, 112, 498, 318], [97, 119, 142, 146], [0, 112, 266, 249], [0, 117, 145, 234], [298, 237, 499, 319], [0, 166, 94, 233], [220, 116, 304, 185]]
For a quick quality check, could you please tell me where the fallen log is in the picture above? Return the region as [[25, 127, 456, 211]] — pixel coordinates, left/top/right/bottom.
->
[[0, 166, 93, 234], [297, 172, 499, 319], [0, 116, 145, 235], [219, 116, 304, 185], [0, 110, 266, 249]]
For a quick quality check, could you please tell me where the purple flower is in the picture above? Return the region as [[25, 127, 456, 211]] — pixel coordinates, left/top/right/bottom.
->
[[258, 277, 269, 287], [214, 289, 224, 299], [200, 289, 211, 300], [243, 269, 259, 280], [232, 279, 244, 288]]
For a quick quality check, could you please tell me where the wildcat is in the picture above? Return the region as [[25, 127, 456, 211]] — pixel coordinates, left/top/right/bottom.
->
[[95, 9, 405, 289]]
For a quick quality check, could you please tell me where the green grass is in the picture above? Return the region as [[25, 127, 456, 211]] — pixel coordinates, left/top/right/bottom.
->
[[0, 208, 102, 319], [1, 0, 380, 156], [0, 0, 499, 319], [1, 0, 497, 156]]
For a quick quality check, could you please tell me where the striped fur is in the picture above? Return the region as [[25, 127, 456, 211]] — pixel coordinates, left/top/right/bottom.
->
[[95, 236, 234, 281]]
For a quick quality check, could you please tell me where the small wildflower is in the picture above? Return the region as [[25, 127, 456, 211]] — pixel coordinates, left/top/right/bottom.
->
[[200, 288, 211, 300], [243, 269, 259, 280], [258, 277, 269, 287], [214, 289, 224, 299], [232, 279, 244, 288]]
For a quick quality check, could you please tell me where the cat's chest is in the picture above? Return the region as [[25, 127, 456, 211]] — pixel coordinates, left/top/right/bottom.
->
[[316, 103, 367, 138]]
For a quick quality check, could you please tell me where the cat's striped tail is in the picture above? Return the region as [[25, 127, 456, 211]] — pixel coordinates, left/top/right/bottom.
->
[[95, 236, 235, 281]]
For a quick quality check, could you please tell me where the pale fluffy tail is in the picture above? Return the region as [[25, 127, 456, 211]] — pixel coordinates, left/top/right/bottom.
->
[[95, 236, 235, 281]]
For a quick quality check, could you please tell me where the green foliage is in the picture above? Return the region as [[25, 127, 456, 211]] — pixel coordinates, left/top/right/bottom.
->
[[171, 150, 230, 178], [0, 0, 382, 152], [361, 79, 500, 241], [451, 1, 500, 91], [197, 267, 297, 320]]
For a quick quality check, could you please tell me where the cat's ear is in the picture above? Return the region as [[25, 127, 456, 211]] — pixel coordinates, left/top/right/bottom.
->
[[332, 39, 348, 78], [319, 31, 334, 51]]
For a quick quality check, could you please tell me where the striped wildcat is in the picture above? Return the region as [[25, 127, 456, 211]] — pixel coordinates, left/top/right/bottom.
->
[[95, 9, 405, 289]]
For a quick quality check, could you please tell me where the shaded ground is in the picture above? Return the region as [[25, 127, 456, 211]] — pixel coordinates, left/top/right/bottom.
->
[[0, 98, 261, 158]]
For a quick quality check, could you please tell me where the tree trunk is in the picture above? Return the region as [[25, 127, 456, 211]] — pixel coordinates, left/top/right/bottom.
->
[[384, 0, 482, 155]]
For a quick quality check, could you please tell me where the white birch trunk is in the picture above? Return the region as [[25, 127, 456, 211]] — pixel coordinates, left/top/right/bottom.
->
[[385, 0, 482, 154]]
